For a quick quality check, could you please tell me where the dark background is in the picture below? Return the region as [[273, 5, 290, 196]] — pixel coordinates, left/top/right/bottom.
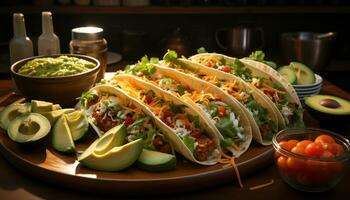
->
[[1, 0, 350, 91]]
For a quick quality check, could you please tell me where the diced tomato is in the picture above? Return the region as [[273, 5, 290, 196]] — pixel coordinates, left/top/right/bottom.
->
[[218, 106, 226, 117], [222, 67, 231, 73], [191, 130, 202, 139], [145, 95, 153, 104], [184, 84, 191, 91], [206, 61, 214, 68], [163, 110, 173, 119], [124, 116, 134, 128]]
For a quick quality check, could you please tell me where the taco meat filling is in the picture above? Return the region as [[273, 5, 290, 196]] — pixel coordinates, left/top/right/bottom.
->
[[134, 71, 246, 151], [80, 91, 172, 154], [115, 84, 219, 162]]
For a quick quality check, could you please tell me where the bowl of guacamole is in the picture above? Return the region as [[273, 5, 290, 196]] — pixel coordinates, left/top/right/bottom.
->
[[17, 55, 97, 77], [11, 54, 100, 107]]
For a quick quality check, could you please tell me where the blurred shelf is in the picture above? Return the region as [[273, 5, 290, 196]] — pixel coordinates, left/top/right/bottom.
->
[[1, 6, 350, 15]]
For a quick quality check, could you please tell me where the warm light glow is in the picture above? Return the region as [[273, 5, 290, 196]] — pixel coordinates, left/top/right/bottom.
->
[[72, 27, 103, 34]]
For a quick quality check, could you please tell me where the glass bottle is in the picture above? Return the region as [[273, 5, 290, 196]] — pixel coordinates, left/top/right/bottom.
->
[[38, 11, 60, 56], [70, 27, 107, 82], [9, 13, 34, 64]]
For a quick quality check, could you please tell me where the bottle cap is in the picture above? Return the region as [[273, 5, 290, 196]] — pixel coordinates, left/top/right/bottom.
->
[[72, 26, 104, 40]]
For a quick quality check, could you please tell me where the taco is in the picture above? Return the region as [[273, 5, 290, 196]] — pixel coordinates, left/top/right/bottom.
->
[[157, 53, 278, 145], [188, 52, 304, 128], [112, 75, 221, 165], [79, 85, 175, 155], [116, 62, 252, 156]]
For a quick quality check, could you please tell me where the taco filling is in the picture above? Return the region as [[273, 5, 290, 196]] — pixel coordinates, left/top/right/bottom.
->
[[160, 53, 276, 140], [196, 75, 276, 141], [80, 91, 172, 154], [116, 81, 219, 162], [186, 53, 302, 127], [117, 63, 248, 150]]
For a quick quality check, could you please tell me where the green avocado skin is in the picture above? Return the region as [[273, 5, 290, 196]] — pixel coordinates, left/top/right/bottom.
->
[[136, 149, 176, 172]]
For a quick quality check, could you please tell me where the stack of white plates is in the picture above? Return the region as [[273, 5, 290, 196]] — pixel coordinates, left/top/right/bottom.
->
[[293, 74, 323, 102]]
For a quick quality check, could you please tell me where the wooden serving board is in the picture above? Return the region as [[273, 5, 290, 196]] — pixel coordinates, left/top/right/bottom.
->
[[0, 93, 277, 195]]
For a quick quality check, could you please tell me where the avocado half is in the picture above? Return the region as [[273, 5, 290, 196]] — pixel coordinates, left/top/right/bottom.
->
[[305, 94, 350, 123], [7, 113, 51, 144], [0, 103, 31, 130], [78, 124, 144, 172]]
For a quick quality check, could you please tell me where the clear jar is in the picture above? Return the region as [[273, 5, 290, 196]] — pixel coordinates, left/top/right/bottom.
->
[[70, 27, 107, 83]]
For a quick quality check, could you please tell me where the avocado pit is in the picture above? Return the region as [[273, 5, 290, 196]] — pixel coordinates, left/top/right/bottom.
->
[[319, 98, 341, 109]]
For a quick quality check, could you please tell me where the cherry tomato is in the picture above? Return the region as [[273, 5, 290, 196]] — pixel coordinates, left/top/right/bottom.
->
[[321, 150, 335, 158], [190, 130, 202, 139], [287, 139, 299, 150], [145, 95, 153, 104], [222, 67, 231, 73], [218, 106, 226, 117], [279, 141, 290, 151], [286, 156, 305, 174], [296, 140, 313, 148], [305, 142, 324, 158], [124, 116, 134, 128], [315, 134, 336, 145], [277, 156, 288, 170], [291, 146, 306, 156], [324, 143, 345, 156]]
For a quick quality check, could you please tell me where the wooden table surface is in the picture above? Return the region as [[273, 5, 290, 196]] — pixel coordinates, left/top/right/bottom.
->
[[0, 76, 349, 199]]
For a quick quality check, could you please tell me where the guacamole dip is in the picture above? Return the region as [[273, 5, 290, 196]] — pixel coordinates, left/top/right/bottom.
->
[[18, 56, 96, 77]]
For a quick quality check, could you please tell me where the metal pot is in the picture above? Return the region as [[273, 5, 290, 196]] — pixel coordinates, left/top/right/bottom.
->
[[280, 32, 336, 72]]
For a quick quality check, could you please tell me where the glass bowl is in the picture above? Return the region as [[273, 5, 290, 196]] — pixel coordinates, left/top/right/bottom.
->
[[272, 128, 350, 192]]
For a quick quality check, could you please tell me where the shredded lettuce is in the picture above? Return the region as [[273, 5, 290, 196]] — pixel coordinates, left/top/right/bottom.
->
[[78, 91, 98, 107], [230, 59, 252, 81], [183, 135, 195, 153], [248, 50, 277, 69], [215, 117, 237, 138], [197, 47, 207, 54], [143, 128, 156, 150], [121, 55, 158, 76]]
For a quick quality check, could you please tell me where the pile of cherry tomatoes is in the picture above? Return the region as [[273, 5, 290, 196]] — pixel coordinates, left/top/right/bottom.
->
[[276, 134, 346, 186]]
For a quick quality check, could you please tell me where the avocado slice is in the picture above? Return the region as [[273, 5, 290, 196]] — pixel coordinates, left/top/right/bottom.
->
[[79, 138, 143, 172], [7, 113, 50, 143], [305, 95, 350, 115], [31, 100, 62, 114], [277, 65, 297, 84], [78, 124, 127, 161], [290, 62, 316, 85], [52, 104, 62, 111], [136, 149, 176, 172], [305, 95, 350, 124], [41, 108, 75, 125], [52, 115, 75, 153], [65, 111, 89, 141], [0, 103, 31, 130]]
